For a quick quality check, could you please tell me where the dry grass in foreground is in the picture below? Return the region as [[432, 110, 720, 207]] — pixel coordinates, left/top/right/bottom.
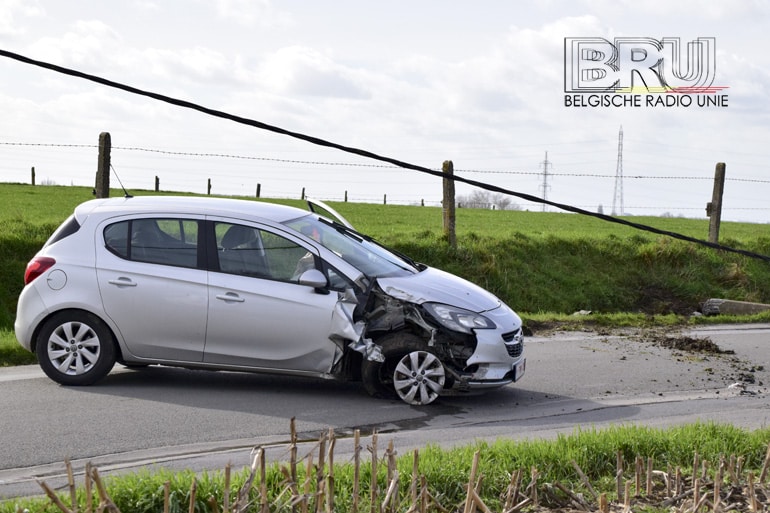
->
[[29, 421, 770, 513]]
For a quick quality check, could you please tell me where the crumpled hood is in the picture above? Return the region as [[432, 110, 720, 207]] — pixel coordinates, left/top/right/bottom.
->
[[376, 267, 501, 312]]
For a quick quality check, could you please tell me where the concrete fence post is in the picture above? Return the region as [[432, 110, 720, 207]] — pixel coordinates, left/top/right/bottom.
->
[[706, 162, 726, 244]]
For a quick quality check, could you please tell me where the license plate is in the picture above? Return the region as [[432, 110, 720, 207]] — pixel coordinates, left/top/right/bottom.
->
[[512, 358, 526, 382]]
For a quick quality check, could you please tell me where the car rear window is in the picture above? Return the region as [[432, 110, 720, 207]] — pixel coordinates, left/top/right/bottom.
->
[[44, 215, 81, 248]]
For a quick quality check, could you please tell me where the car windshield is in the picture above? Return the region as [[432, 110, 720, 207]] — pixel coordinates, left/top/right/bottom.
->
[[283, 215, 419, 278]]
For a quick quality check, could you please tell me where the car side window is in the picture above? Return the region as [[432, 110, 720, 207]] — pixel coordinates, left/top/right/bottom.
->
[[215, 222, 313, 283], [104, 218, 199, 268]]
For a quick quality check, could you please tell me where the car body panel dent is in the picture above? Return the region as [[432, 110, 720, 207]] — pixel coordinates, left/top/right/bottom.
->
[[377, 267, 500, 313], [328, 288, 383, 363]]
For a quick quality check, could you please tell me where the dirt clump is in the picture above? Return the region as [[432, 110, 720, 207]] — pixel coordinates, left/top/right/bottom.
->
[[642, 331, 735, 354]]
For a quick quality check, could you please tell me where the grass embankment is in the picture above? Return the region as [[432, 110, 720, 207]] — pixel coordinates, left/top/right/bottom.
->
[[3, 183, 770, 365], [3, 422, 770, 513]]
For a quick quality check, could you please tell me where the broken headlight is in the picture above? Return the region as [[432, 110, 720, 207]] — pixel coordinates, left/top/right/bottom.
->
[[422, 302, 496, 334]]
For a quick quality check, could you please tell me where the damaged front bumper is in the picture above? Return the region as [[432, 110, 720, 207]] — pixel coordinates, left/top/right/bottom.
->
[[441, 325, 526, 395], [328, 281, 526, 400]]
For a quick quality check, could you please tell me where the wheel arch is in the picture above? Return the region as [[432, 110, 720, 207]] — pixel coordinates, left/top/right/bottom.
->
[[361, 329, 447, 405], [30, 307, 122, 360]]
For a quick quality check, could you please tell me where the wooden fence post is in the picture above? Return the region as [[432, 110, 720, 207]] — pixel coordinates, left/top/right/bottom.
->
[[207, 178, 212, 195], [442, 160, 456, 247], [256, 183, 261, 198], [95, 132, 111, 198], [706, 163, 726, 244], [31, 166, 35, 186], [154, 176, 159, 192]]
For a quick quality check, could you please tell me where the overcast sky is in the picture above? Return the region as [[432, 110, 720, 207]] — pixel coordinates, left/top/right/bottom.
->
[[1, 0, 768, 222]]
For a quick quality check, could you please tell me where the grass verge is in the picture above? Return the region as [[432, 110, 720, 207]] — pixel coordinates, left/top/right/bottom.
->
[[2, 422, 769, 513]]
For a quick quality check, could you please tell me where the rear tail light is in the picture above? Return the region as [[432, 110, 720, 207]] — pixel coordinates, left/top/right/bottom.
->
[[24, 257, 56, 285]]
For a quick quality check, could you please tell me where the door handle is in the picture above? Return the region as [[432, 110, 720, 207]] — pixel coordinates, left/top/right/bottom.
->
[[107, 277, 137, 287], [216, 292, 245, 303]]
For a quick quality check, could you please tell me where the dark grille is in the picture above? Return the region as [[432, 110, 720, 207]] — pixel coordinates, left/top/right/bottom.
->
[[505, 341, 523, 358], [502, 329, 524, 357], [501, 330, 519, 342]]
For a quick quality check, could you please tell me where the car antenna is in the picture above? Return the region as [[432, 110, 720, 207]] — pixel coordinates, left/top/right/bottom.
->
[[109, 164, 134, 198]]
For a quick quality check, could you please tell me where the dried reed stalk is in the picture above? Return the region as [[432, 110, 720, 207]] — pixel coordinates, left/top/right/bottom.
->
[[91, 467, 120, 513], [223, 462, 230, 513], [616, 450, 624, 499], [85, 462, 93, 513], [714, 460, 723, 512], [646, 457, 653, 495], [599, 492, 608, 513], [326, 428, 335, 513], [369, 431, 379, 513], [571, 460, 598, 500], [316, 432, 326, 513], [760, 444, 770, 484], [502, 468, 522, 511], [380, 470, 399, 513], [64, 458, 77, 513], [748, 472, 758, 512], [37, 479, 74, 513], [529, 467, 539, 507], [353, 429, 361, 513], [692, 478, 700, 513], [410, 449, 419, 505], [290, 418, 299, 513], [623, 479, 631, 513], [554, 481, 589, 510], [188, 477, 197, 513], [302, 452, 313, 513], [462, 451, 480, 513]]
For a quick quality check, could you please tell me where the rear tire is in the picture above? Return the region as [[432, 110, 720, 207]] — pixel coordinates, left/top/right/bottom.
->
[[361, 332, 446, 405], [35, 311, 117, 386]]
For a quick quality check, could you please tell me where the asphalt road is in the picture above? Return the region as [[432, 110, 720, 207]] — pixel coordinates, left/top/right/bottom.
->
[[2, 323, 769, 499]]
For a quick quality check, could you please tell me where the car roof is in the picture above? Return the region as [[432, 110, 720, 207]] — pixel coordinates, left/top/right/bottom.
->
[[74, 195, 309, 224]]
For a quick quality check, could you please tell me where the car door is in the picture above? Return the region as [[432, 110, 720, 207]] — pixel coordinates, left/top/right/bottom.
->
[[96, 216, 208, 362], [204, 220, 340, 372]]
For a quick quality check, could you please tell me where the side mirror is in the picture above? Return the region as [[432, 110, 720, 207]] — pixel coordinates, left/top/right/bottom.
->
[[298, 269, 329, 293]]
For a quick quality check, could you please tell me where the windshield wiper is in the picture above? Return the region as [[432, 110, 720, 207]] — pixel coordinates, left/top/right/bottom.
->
[[319, 216, 364, 242]]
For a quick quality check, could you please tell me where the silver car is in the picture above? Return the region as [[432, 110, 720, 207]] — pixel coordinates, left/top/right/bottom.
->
[[15, 196, 525, 405]]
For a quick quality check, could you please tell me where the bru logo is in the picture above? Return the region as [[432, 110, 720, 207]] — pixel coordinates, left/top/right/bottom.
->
[[565, 37, 720, 93]]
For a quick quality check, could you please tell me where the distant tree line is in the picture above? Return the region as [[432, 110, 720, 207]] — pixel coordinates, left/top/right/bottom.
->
[[456, 189, 520, 210]]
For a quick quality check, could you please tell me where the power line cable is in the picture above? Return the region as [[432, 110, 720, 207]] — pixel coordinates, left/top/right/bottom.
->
[[1, 48, 769, 263]]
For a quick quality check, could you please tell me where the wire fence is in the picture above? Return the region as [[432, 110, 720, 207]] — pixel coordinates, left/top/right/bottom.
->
[[2, 141, 770, 217]]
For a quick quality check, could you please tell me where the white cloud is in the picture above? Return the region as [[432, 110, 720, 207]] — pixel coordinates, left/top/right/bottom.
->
[[212, 0, 292, 28], [257, 46, 369, 99], [0, 0, 44, 37], [28, 19, 120, 66]]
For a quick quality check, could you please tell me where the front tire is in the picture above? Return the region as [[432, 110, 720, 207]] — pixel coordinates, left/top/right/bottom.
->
[[35, 311, 117, 386], [361, 333, 446, 405]]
